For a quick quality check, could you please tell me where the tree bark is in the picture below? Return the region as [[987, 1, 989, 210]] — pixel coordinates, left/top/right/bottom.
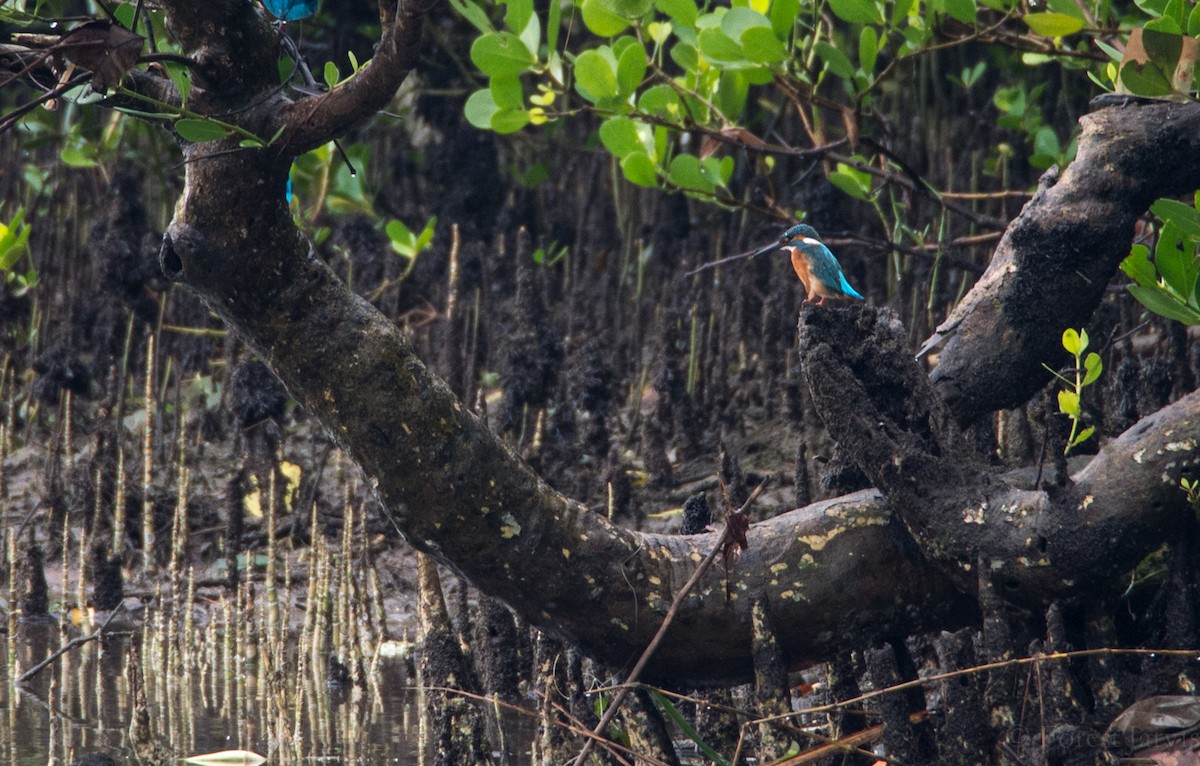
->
[[921, 101, 1200, 422], [105, 1, 1200, 686]]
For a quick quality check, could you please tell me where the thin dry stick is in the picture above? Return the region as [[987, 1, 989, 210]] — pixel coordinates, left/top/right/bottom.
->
[[571, 480, 767, 766], [752, 647, 1200, 728], [17, 605, 126, 684], [413, 685, 661, 766]]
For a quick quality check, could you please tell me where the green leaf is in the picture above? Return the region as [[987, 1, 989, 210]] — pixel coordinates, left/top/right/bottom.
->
[[518, 11, 541, 57], [1155, 223, 1198, 299], [1095, 39, 1123, 62], [701, 155, 732, 187], [1083, 352, 1103, 386], [815, 41, 855, 79], [741, 26, 788, 63], [448, 0, 495, 34], [697, 28, 744, 62], [1119, 60, 1175, 96], [940, 0, 977, 24], [164, 60, 192, 106], [598, 116, 647, 158], [620, 152, 659, 187], [1163, 0, 1186, 28], [59, 143, 97, 168], [1033, 126, 1060, 159], [471, 32, 535, 77], [464, 88, 500, 129], [1151, 198, 1200, 239], [668, 153, 715, 192], [1128, 284, 1200, 323], [415, 217, 438, 250], [1143, 25, 1185, 60], [547, 0, 562, 51], [175, 118, 232, 143], [716, 70, 749, 119], [648, 690, 732, 766], [386, 219, 415, 254], [655, 0, 698, 26], [670, 41, 699, 70], [828, 171, 870, 201], [1121, 246, 1157, 288], [1118, 28, 1185, 96], [1023, 12, 1084, 37], [1057, 389, 1080, 418], [616, 42, 648, 94], [0, 210, 30, 272], [1061, 327, 1082, 355], [1070, 425, 1095, 448], [859, 26, 878, 73], [638, 84, 684, 121], [769, 0, 799, 38], [575, 49, 620, 100], [504, 0, 533, 35], [892, 0, 915, 25], [491, 108, 531, 133], [490, 75, 525, 110], [599, 0, 653, 18], [828, 0, 884, 24], [324, 60, 340, 89], [721, 7, 771, 38], [582, 0, 630, 35]]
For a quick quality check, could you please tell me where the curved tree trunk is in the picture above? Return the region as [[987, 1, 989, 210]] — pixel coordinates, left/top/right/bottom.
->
[[61, 0, 1198, 687], [921, 101, 1200, 421]]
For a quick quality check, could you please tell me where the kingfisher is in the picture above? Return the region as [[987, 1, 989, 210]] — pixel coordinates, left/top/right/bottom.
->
[[262, 0, 318, 21], [753, 224, 864, 305]]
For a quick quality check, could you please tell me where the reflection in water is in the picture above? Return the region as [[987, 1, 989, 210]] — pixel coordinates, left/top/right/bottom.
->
[[2, 614, 425, 766]]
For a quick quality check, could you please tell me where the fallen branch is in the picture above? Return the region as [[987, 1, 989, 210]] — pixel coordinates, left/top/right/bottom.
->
[[18, 606, 126, 685]]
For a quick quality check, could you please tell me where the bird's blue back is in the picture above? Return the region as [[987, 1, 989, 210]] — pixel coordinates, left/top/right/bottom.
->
[[785, 225, 864, 300], [263, 0, 318, 21]]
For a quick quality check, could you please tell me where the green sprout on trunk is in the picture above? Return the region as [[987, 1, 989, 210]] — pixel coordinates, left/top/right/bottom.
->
[[1043, 328, 1103, 455]]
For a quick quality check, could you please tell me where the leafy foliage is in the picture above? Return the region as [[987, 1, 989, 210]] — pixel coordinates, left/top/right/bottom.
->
[[454, 0, 1199, 213], [1122, 198, 1200, 324]]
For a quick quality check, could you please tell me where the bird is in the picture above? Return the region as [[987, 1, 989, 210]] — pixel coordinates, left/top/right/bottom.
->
[[262, 0, 318, 21], [752, 224, 864, 305]]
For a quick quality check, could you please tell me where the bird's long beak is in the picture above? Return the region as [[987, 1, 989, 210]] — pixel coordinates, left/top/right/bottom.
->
[[750, 239, 784, 258], [681, 237, 785, 278]]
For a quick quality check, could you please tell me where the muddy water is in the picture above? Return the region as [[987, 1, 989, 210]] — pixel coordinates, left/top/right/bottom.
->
[[0, 618, 475, 765]]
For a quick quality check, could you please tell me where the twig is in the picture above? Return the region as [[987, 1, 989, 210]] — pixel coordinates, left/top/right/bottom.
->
[[411, 685, 661, 766], [752, 646, 1200, 727], [18, 605, 125, 684], [571, 480, 768, 765]]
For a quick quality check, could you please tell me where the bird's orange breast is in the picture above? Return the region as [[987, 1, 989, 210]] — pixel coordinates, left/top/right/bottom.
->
[[789, 248, 813, 294]]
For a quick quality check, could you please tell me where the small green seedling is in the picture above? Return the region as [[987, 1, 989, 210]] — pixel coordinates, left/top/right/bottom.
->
[[385, 216, 438, 284], [0, 208, 36, 296], [1182, 477, 1200, 515], [1043, 328, 1103, 455], [386, 216, 437, 261]]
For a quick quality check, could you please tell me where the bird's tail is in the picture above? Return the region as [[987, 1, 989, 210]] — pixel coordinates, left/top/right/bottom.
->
[[839, 275, 864, 300]]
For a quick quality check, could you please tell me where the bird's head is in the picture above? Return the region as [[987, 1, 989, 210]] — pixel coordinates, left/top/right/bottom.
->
[[752, 223, 823, 257], [781, 224, 822, 245]]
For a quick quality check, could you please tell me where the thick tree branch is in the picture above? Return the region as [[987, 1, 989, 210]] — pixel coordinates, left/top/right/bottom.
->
[[273, 0, 439, 155], [800, 305, 1198, 602], [161, 218, 977, 685], [923, 101, 1200, 422], [161, 210, 1197, 686], [148, 4, 1199, 688]]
